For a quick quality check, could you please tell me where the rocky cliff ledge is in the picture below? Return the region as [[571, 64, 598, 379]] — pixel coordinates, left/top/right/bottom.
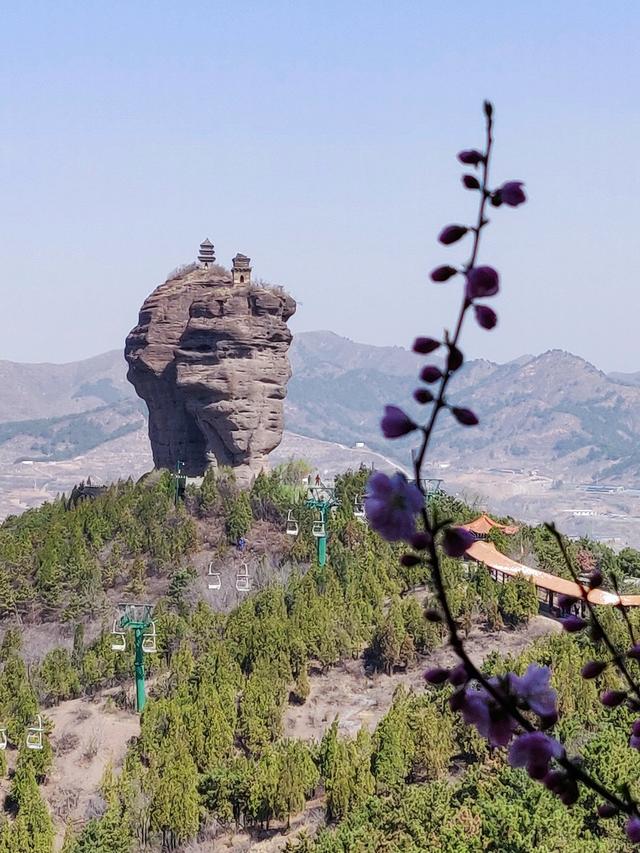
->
[[125, 260, 296, 486]]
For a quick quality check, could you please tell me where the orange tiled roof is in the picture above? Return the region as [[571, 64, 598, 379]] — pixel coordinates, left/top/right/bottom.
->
[[463, 514, 520, 536], [465, 539, 640, 607]]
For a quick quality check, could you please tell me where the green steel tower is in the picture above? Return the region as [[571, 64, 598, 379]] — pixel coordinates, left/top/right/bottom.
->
[[111, 604, 157, 712], [304, 482, 340, 568]]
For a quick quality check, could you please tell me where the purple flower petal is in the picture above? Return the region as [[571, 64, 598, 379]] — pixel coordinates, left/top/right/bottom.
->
[[499, 181, 527, 207], [466, 266, 499, 299], [560, 615, 587, 633], [381, 405, 416, 438], [581, 661, 606, 679], [627, 817, 640, 843], [364, 472, 423, 542], [509, 664, 558, 718], [509, 732, 563, 779]]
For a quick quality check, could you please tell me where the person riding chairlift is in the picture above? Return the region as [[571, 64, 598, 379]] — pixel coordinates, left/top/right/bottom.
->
[[236, 536, 247, 552]]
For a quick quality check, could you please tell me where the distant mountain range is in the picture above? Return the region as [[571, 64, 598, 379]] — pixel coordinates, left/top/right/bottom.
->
[[2, 331, 640, 488]]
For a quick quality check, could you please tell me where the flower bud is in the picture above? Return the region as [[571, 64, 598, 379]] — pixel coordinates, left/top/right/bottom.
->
[[439, 225, 468, 245], [411, 532, 431, 550], [543, 769, 566, 794], [430, 265, 458, 282], [424, 667, 450, 684], [458, 149, 484, 166], [474, 305, 497, 330], [600, 689, 627, 708], [420, 365, 442, 384], [447, 345, 464, 372], [560, 782, 579, 806], [451, 407, 479, 426], [400, 553, 421, 567], [424, 609, 442, 622], [414, 388, 434, 404], [483, 100, 494, 119], [581, 660, 607, 679], [442, 526, 475, 557], [597, 803, 618, 819], [628, 644, 640, 660], [558, 594, 577, 609], [381, 405, 416, 439], [466, 266, 499, 299], [462, 174, 480, 190], [413, 336, 440, 354], [588, 570, 603, 588], [448, 663, 469, 686], [561, 614, 587, 633]]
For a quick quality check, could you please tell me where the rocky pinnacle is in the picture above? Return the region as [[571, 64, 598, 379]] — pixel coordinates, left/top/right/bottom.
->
[[125, 263, 296, 486]]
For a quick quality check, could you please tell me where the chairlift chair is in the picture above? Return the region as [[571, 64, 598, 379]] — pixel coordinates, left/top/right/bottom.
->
[[236, 562, 250, 592], [0, 726, 7, 751], [26, 715, 43, 751], [285, 510, 299, 536], [207, 562, 221, 590], [312, 520, 326, 538], [353, 496, 366, 522], [110, 619, 126, 652], [142, 621, 157, 654]]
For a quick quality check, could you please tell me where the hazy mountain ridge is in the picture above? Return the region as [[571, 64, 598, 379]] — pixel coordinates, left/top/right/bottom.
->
[[1, 333, 640, 485]]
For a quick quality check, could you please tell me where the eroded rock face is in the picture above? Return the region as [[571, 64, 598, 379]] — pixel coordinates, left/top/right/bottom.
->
[[125, 265, 296, 485]]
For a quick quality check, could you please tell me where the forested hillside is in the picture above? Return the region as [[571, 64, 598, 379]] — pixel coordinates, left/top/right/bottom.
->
[[0, 469, 639, 849]]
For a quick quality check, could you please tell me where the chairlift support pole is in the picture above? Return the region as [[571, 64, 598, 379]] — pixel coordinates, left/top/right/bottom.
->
[[305, 484, 339, 568], [113, 605, 155, 713]]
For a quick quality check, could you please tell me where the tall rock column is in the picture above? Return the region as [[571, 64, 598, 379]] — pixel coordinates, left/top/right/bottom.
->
[[125, 257, 296, 486]]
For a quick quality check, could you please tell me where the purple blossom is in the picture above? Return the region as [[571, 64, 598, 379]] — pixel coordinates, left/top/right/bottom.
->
[[442, 526, 475, 557], [499, 181, 527, 207], [475, 304, 497, 329], [413, 336, 440, 354], [448, 663, 470, 686], [628, 645, 640, 660], [439, 224, 468, 245], [451, 407, 479, 426], [458, 149, 484, 166], [459, 684, 517, 747], [466, 266, 500, 299], [430, 265, 458, 282], [381, 405, 416, 438], [509, 732, 564, 779], [627, 817, 640, 844], [364, 472, 423, 542], [424, 667, 450, 684], [630, 734, 640, 750], [509, 664, 558, 718]]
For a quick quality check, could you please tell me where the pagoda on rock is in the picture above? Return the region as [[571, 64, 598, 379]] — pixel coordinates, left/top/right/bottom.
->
[[198, 238, 216, 267]]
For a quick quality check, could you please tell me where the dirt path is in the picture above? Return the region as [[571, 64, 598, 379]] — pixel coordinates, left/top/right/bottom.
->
[[283, 616, 560, 741], [43, 691, 140, 848]]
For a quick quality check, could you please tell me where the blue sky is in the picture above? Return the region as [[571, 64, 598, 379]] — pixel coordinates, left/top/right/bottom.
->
[[1, 1, 639, 370]]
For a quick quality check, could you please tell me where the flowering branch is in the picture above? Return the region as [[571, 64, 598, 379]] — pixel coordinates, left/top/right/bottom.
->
[[365, 102, 640, 841]]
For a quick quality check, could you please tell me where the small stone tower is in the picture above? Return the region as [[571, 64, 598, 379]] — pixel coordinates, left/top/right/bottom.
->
[[232, 253, 251, 285], [198, 238, 216, 267]]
